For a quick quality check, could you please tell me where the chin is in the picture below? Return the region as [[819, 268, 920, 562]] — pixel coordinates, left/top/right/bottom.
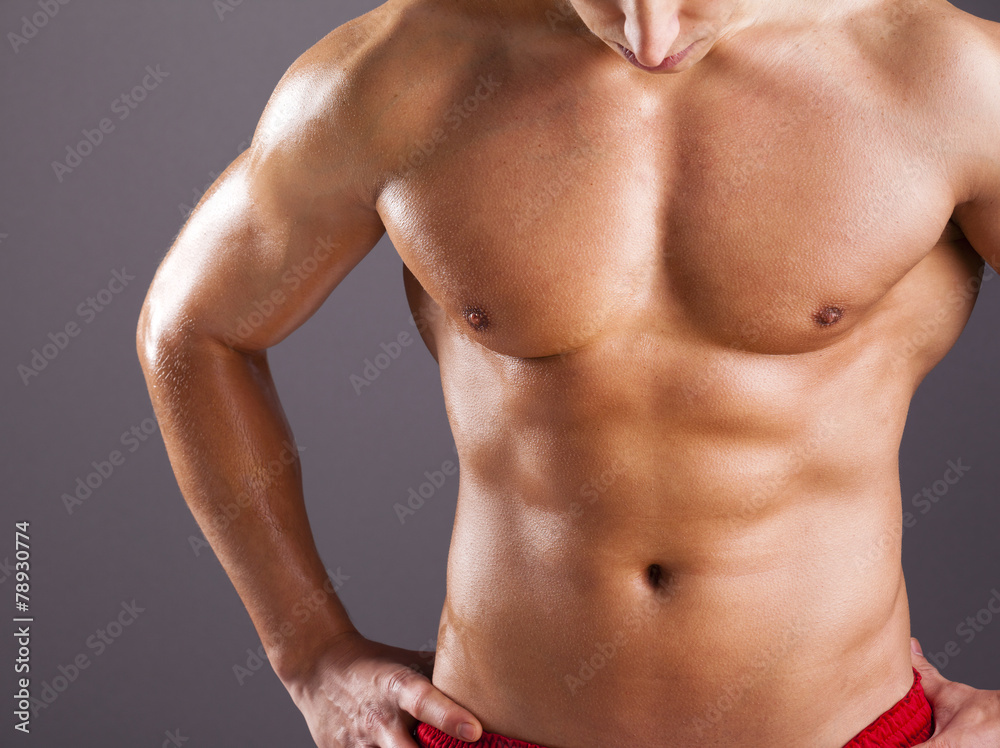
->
[[612, 40, 706, 74]]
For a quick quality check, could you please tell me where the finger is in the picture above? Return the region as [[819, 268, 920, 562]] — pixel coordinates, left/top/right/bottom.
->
[[389, 669, 483, 742], [910, 637, 950, 701]]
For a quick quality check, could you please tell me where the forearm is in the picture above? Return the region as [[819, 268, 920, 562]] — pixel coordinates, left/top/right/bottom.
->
[[138, 328, 356, 681]]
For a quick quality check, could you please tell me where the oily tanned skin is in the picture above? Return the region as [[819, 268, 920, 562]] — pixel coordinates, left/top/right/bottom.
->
[[137, 0, 1000, 746]]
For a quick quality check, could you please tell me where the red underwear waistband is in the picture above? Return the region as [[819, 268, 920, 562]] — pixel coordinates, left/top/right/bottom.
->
[[842, 666, 934, 747], [415, 666, 933, 748], [416, 721, 546, 748]]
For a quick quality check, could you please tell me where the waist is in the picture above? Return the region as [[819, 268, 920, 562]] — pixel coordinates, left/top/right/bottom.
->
[[432, 488, 913, 746], [418, 667, 932, 748]]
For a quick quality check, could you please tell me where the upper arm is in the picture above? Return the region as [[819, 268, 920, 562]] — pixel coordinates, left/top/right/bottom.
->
[[139, 27, 387, 354], [951, 17, 1000, 273]]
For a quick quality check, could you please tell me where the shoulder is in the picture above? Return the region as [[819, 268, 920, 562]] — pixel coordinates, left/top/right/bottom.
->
[[847, 1, 1000, 201], [845, 0, 998, 93], [907, 0, 1000, 86], [929, 3, 1000, 112], [913, 2, 1000, 201], [247, 0, 494, 190], [246, 2, 404, 173]]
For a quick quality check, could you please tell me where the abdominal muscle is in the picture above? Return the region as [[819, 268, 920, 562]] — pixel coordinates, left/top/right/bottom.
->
[[424, 326, 923, 748]]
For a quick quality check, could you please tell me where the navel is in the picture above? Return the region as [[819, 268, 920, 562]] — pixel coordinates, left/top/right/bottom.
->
[[463, 305, 490, 332], [641, 563, 676, 607], [646, 563, 664, 589], [813, 305, 844, 327]]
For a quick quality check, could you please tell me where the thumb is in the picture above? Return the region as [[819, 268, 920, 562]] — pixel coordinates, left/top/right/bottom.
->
[[394, 670, 483, 743], [910, 637, 949, 700]]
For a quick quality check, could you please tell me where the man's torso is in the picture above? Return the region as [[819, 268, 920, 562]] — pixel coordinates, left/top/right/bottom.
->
[[320, 0, 994, 744]]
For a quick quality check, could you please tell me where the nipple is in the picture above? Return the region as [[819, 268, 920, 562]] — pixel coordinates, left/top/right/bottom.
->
[[813, 305, 844, 327], [463, 305, 490, 332]]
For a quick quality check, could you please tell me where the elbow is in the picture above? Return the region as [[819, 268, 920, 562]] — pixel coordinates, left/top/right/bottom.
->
[[136, 289, 199, 377], [137, 289, 245, 389], [135, 298, 157, 371], [136, 294, 167, 373]]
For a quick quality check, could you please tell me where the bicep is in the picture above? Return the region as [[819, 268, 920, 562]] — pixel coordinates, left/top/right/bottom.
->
[[142, 69, 385, 352]]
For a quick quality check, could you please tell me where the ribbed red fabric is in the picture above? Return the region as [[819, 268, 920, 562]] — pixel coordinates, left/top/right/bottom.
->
[[842, 667, 934, 747], [415, 722, 547, 748], [415, 667, 934, 748]]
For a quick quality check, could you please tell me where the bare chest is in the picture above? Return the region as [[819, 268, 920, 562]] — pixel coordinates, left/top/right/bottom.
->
[[375, 62, 961, 359]]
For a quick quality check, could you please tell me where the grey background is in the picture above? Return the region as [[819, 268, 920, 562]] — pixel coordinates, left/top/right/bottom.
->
[[1, 1, 998, 745]]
